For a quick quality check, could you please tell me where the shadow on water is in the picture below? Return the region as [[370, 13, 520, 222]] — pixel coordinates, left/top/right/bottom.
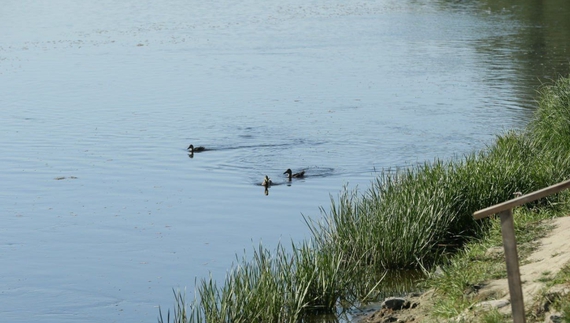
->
[[301, 313, 343, 323], [365, 269, 426, 302], [435, 0, 570, 114], [301, 270, 426, 323]]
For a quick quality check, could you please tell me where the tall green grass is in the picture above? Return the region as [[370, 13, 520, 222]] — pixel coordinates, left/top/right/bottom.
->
[[159, 241, 357, 323], [159, 76, 570, 323], [308, 76, 570, 276]]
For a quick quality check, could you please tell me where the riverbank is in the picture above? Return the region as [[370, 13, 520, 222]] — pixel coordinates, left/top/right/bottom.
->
[[358, 214, 570, 323], [160, 76, 570, 323], [355, 75, 570, 323]]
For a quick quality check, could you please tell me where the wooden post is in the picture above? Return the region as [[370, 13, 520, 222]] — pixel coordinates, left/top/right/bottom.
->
[[499, 209, 526, 323], [473, 179, 570, 323]]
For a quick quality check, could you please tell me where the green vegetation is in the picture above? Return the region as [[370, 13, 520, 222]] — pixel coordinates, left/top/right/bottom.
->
[[424, 205, 568, 320], [159, 76, 570, 323], [532, 261, 570, 322]]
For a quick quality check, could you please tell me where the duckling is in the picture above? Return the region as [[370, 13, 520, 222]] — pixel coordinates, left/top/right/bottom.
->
[[283, 169, 305, 180], [262, 175, 272, 187], [187, 144, 206, 153]]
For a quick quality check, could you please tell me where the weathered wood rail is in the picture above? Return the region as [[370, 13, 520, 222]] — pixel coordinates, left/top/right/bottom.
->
[[473, 178, 570, 323]]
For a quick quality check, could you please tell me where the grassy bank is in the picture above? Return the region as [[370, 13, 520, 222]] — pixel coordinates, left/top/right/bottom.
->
[[159, 76, 570, 323], [423, 199, 570, 322]]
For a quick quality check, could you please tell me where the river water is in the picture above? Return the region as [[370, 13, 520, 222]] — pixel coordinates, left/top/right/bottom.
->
[[1, 1, 569, 322]]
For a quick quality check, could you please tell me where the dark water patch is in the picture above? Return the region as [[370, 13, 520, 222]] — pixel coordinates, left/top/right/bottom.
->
[[298, 270, 426, 323]]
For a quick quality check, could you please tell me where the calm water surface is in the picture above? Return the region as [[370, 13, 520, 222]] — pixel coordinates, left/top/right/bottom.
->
[[1, 1, 569, 322]]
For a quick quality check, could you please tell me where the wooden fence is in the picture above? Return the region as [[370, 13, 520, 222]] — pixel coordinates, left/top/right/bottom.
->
[[473, 178, 570, 323]]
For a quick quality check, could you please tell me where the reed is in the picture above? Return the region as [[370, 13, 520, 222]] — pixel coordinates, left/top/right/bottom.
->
[[159, 76, 570, 322], [305, 75, 570, 295], [307, 142, 568, 272], [528, 76, 570, 152], [158, 290, 189, 323], [164, 242, 353, 323], [188, 243, 298, 323]]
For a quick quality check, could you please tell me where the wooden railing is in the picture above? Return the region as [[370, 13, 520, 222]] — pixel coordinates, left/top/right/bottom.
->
[[473, 178, 570, 323]]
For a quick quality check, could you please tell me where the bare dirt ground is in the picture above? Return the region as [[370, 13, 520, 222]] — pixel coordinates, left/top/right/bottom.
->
[[359, 216, 570, 323], [480, 216, 570, 313]]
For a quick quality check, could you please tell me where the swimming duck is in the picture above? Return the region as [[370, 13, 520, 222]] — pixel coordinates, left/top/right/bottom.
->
[[284, 169, 305, 180], [188, 144, 206, 153], [262, 175, 273, 187]]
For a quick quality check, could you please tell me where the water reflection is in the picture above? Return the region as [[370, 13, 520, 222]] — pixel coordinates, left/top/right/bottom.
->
[[425, 0, 570, 125], [300, 270, 425, 323], [301, 313, 343, 323]]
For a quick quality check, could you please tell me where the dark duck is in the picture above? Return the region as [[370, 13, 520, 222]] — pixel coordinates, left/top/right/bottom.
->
[[284, 169, 305, 180], [187, 144, 206, 153]]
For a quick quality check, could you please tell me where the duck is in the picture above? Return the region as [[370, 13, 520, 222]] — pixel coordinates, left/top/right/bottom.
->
[[284, 169, 305, 180], [262, 175, 273, 187], [187, 144, 206, 153]]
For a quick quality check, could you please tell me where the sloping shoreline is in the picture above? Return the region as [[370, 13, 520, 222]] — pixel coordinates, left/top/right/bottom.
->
[[359, 216, 570, 323]]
